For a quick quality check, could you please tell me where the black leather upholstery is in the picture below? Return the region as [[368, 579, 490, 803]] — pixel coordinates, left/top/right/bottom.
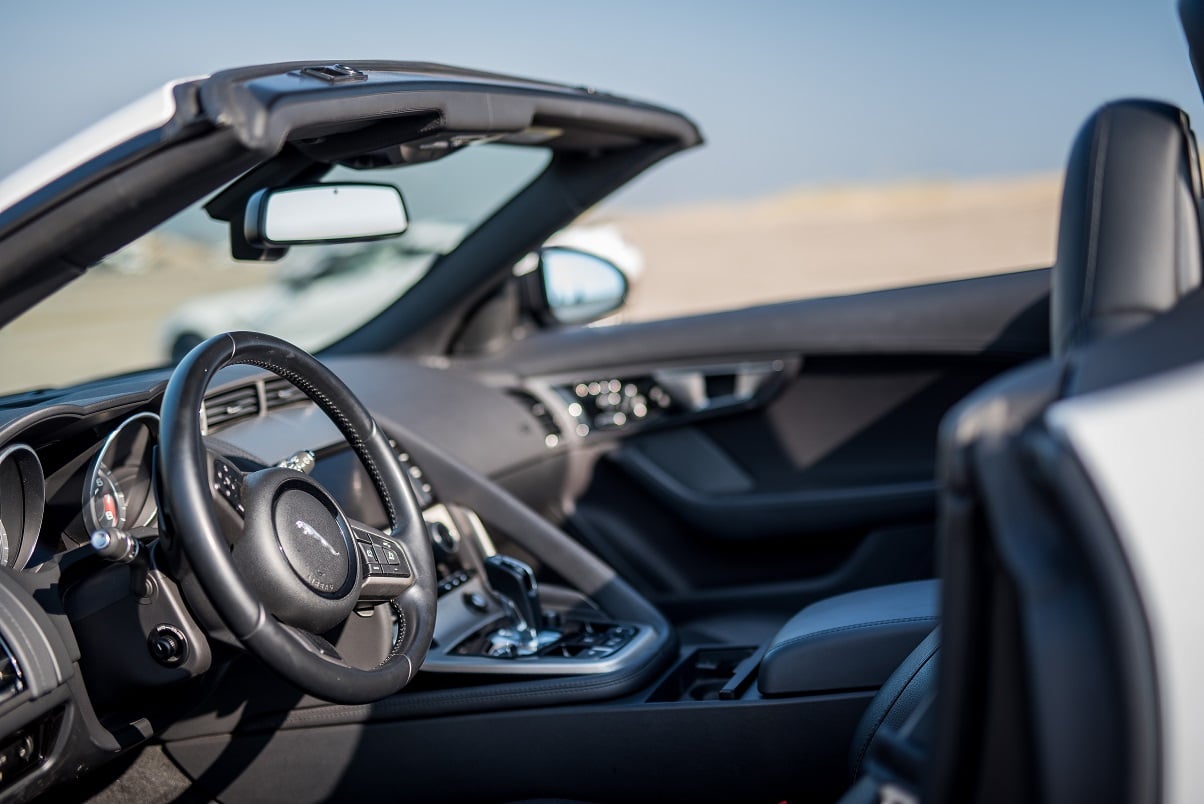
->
[[758, 580, 939, 696], [1052, 99, 1203, 357], [845, 99, 1204, 792], [848, 627, 940, 779], [1181, 0, 1204, 108], [922, 100, 1204, 802]]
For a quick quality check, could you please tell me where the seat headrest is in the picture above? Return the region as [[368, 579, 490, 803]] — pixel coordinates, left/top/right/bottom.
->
[[1181, 0, 1204, 104], [1052, 99, 1203, 357]]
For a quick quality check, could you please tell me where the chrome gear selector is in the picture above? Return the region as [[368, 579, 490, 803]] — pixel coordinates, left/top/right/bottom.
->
[[483, 554, 556, 656]]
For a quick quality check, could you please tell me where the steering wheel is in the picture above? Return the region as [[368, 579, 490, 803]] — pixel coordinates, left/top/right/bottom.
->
[[157, 331, 436, 704]]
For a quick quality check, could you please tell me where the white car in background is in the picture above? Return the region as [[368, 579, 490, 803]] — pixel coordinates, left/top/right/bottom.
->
[[161, 222, 640, 361]]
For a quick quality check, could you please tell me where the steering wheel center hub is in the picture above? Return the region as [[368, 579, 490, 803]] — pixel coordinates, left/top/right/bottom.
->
[[233, 469, 361, 633], [274, 487, 351, 595]]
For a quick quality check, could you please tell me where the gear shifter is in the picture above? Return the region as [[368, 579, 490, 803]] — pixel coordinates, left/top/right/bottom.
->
[[485, 555, 542, 637], [483, 554, 556, 657]]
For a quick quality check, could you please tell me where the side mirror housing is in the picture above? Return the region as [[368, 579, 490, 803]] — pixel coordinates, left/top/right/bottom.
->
[[530, 246, 629, 326]]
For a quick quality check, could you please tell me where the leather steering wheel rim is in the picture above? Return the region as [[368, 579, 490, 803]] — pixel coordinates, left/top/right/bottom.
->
[[158, 331, 436, 704]]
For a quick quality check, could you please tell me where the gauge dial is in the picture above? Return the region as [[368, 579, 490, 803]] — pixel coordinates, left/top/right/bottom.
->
[[81, 412, 159, 535], [87, 465, 127, 530], [0, 443, 46, 570]]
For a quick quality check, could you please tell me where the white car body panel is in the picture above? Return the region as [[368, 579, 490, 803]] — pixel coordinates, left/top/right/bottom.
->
[[1046, 363, 1204, 804], [160, 222, 642, 357], [0, 79, 204, 216]]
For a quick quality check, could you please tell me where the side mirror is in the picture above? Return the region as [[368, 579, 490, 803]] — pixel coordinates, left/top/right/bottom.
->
[[536, 247, 629, 325], [244, 184, 408, 248]]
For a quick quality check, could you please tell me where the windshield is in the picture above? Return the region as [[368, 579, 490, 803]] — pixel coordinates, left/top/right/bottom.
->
[[0, 143, 551, 395]]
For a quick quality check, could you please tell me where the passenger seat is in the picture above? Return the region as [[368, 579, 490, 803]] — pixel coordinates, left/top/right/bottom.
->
[[839, 97, 1204, 798]]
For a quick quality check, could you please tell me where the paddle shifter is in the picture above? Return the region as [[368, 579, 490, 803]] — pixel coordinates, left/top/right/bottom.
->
[[483, 554, 556, 657]]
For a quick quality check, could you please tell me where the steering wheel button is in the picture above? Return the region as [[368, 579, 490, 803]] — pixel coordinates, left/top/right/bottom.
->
[[360, 543, 380, 563]]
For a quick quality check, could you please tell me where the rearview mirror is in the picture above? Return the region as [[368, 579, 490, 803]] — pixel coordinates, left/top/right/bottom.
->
[[539, 247, 629, 325], [244, 184, 408, 247]]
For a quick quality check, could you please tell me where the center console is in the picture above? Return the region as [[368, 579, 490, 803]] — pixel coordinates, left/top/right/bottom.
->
[[163, 417, 938, 803], [413, 502, 660, 677], [313, 443, 663, 680]]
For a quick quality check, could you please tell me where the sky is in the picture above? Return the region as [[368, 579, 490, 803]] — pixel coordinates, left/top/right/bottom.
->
[[1, 0, 1201, 208]]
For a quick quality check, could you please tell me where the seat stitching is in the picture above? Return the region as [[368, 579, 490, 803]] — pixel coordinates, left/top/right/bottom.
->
[[1074, 108, 1110, 352], [762, 615, 938, 665]]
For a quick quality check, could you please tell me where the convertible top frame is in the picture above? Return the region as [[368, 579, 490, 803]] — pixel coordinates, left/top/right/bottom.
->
[[0, 61, 701, 330]]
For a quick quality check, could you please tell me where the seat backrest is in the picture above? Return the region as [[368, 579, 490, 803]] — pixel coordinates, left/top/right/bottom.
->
[[926, 99, 1204, 804], [1052, 99, 1202, 357], [844, 99, 1204, 799]]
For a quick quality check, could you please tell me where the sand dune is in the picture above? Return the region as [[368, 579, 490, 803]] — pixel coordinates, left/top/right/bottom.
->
[[606, 173, 1062, 321]]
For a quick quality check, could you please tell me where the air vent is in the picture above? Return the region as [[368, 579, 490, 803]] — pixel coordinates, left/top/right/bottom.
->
[[507, 390, 563, 448], [263, 377, 307, 411], [0, 633, 24, 705], [202, 384, 260, 432]]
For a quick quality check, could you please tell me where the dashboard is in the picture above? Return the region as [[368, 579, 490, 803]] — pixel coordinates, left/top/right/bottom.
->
[[0, 356, 522, 795], [0, 351, 676, 803], [0, 354, 563, 570]]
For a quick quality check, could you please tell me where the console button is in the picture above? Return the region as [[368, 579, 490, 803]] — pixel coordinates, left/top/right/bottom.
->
[[464, 592, 489, 613]]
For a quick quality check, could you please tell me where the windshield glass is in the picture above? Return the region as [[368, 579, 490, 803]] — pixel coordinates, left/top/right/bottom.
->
[[0, 143, 551, 395]]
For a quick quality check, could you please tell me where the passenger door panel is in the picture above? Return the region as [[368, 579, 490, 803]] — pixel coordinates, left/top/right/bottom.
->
[[485, 269, 1050, 617]]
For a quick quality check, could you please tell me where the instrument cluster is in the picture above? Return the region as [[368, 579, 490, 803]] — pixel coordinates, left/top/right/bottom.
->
[[0, 411, 161, 570]]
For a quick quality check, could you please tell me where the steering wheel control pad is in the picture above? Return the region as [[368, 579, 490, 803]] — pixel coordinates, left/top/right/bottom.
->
[[353, 525, 415, 603], [234, 469, 360, 633]]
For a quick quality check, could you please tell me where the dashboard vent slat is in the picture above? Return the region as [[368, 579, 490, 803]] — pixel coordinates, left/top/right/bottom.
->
[[0, 632, 24, 705], [202, 385, 261, 431], [263, 377, 306, 411]]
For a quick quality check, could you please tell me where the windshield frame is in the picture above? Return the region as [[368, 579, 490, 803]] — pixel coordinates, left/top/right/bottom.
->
[[0, 60, 702, 396]]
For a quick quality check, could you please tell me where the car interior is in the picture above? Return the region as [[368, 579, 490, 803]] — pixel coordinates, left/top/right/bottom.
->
[[2, 4, 1204, 801]]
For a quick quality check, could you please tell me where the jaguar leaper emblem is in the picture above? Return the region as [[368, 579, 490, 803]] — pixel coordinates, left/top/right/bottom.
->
[[295, 519, 340, 558]]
